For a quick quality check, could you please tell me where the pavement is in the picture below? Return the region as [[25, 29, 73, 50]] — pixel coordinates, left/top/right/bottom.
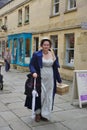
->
[[0, 66, 87, 130]]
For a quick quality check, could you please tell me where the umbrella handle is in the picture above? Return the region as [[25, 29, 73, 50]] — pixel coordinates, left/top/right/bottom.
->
[[34, 78, 36, 90]]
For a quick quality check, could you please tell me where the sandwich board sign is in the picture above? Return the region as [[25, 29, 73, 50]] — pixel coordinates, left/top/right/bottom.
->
[[71, 70, 87, 108]]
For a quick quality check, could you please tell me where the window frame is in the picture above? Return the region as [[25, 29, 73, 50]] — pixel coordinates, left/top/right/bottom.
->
[[52, 0, 60, 15], [65, 33, 74, 67], [4, 16, 7, 27], [18, 9, 22, 25], [25, 5, 29, 23], [68, 0, 76, 10]]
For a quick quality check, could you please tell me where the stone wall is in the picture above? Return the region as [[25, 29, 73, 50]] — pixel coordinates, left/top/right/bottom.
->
[[75, 32, 87, 70]]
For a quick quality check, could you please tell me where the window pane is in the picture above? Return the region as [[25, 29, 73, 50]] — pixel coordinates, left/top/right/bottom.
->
[[66, 50, 74, 63], [55, 4, 59, 13], [25, 39, 30, 64], [65, 34, 74, 66], [9, 39, 12, 61], [68, 0, 76, 9], [13, 38, 17, 63], [25, 6, 29, 22], [26, 39, 30, 57], [54, 0, 59, 2], [69, 35, 74, 48], [70, 0, 76, 8], [19, 38, 24, 63], [18, 9, 22, 24], [74, 0, 76, 7], [4, 16, 7, 26], [53, 0, 59, 14]]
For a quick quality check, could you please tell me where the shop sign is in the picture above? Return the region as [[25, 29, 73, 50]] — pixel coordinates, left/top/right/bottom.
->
[[71, 70, 87, 108]]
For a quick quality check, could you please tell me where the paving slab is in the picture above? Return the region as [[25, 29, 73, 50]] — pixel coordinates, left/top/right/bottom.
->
[[0, 102, 9, 112], [9, 120, 31, 130], [0, 111, 19, 122], [51, 108, 87, 122], [0, 116, 8, 127], [0, 126, 12, 130], [32, 122, 70, 130], [55, 102, 76, 110], [12, 107, 32, 117], [1, 97, 23, 104], [62, 117, 87, 130], [7, 102, 24, 110]]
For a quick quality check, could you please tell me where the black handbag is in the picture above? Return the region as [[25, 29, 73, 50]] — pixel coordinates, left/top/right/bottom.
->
[[24, 73, 34, 96], [24, 73, 41, 96]]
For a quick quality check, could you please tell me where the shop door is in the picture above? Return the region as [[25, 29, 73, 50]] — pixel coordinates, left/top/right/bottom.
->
[[9, 39, 13, 63], [13, 38, 17, 64], [25, 38, 30, 64], [19, 37, 24, 64]]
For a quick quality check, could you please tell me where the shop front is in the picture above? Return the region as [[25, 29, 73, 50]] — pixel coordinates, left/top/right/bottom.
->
[[8, 33, 32, 67]]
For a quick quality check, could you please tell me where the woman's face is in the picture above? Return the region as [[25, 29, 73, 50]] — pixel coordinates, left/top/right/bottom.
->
[[42, 41, 51, 51]]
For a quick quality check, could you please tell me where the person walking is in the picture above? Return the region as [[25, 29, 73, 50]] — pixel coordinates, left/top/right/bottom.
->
[[4, 47, 11, 72], [25, 37, 62, 122]]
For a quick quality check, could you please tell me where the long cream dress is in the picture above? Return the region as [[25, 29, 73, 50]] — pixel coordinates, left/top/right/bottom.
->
[[41, 58, 54, 119]]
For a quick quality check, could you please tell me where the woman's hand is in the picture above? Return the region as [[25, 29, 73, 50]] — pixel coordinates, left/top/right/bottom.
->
[[32, 73, 38, 78]]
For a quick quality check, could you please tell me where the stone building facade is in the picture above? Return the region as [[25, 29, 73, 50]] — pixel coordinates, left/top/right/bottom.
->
[[0, 0, 87, 80]]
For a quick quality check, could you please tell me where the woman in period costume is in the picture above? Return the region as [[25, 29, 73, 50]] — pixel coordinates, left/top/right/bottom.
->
[[25, 38, 62, 122]]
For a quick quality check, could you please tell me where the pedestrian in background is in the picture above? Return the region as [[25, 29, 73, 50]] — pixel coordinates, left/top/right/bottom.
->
[[4, 47, 11, 72], [25, 37, 62, 122]]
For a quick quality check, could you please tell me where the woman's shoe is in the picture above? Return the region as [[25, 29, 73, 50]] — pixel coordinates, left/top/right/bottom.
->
[[41, 116, 48, 121], [35, 114, 41, 122]]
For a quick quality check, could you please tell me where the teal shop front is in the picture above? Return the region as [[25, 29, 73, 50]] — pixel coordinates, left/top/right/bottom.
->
[[8, 33, 32, 67]]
